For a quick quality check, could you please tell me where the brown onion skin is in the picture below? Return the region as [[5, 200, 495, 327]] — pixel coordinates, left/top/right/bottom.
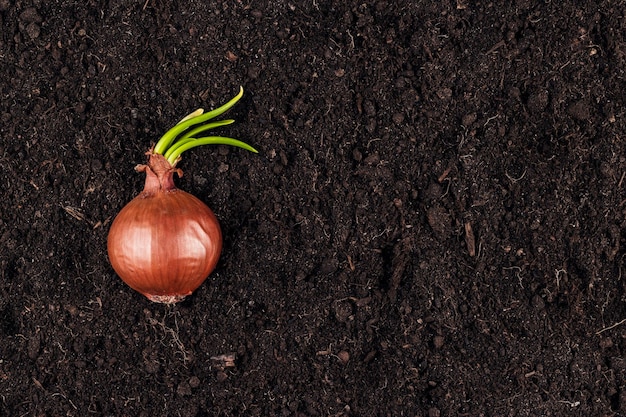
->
[[107, 153, 222, 303]]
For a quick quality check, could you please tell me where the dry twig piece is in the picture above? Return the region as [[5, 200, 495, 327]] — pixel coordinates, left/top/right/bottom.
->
[[464, 221, 476, 257]]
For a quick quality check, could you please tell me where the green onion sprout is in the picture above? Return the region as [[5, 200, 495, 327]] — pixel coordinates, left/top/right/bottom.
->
[[153, 86, 258, 165]]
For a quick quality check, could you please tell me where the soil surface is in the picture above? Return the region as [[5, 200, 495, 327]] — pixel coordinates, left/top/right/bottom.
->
[[1, 1, 625, 416]]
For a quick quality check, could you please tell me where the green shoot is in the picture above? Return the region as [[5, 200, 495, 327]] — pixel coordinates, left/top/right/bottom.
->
[[152, 86, 257, 164], [166, 137, 258, 165]]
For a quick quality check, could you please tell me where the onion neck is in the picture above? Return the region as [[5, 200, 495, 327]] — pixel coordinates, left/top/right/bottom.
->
[[136, 153, 182, 195]]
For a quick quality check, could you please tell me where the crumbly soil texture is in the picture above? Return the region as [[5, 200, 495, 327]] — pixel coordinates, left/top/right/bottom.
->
[[1, 1, 625, 416]]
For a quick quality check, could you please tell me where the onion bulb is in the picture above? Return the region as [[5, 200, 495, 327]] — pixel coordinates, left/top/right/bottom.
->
[[107, 87, 257, 303]]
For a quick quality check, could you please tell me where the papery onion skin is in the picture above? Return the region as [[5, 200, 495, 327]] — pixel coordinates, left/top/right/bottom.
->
[[107, 154, 222, 304]]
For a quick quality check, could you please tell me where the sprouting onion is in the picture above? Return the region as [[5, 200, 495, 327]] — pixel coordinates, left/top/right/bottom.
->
[[107, 87, 257, 304]]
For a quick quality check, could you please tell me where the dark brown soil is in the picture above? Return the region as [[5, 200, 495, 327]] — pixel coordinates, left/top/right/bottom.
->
[[1, 1, 625, 416]]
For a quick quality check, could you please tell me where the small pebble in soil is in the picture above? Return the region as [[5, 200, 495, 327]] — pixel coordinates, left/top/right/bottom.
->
[[462, 112, 477, 126], [363, 350, 377, 363], [25, 22, 40, 39], [337, 350, 350, 365], [217, 162, 229, 173], [177, 382, 192, 396]]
